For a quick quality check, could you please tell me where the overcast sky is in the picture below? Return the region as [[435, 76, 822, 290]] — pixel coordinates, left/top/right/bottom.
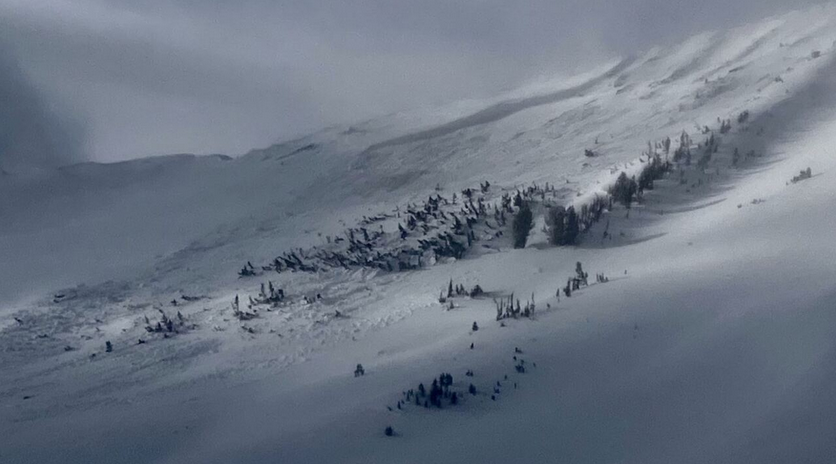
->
[[0, 0, 827, 166]]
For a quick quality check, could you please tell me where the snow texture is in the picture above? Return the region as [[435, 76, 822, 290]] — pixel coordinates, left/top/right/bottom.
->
[[2, 4, 836, 463]]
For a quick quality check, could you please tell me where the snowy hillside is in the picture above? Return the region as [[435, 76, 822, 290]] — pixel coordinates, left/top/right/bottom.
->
[[3, 4, 836, 463]]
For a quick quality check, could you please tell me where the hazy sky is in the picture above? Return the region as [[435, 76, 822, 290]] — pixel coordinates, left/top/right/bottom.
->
[[0, 0, 827, 166]]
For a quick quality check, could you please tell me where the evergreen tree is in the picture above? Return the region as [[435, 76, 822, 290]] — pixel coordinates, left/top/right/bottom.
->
[[564, 206, 579, 245], [610, 172, 637, 208], [546, 206, 566, 246], [546, 205, 579, 245], [512, 202, 534, 249], [638, 162, 655, 191], [575, 262, 588, 286]]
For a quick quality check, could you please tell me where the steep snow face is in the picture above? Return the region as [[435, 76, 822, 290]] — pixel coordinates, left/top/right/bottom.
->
[[2, 5, 834, 308], [3, 4, 836, 464]]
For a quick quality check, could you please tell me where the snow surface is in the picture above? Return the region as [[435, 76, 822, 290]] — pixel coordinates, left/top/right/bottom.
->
[[3, 4, 836, 463]]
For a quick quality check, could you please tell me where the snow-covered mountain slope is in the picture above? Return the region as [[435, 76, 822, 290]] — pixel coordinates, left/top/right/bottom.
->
[[3, 4, 836, 463]]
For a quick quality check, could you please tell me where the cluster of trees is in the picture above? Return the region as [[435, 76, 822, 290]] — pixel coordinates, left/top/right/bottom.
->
[[385, 348, 541, 436], [271, 248, 320, 273], [638, 154, 673, 193], [504, 180, 612, 250], [545, 205, 580, 246], [144, 308, 189, 337], [494, 293, 536, 320], [440, 279, 484, 303], [510, 140, 677, 251], [673, 131, 692, 165], [240, 180, 518, 279], [577, 195, 608, 233], [697, 132, 719, 170], [791, 167, 813, 184], [610, 172, 639, 208], [399, 373, 459, 410], [238, 261, 257, 277], [508, 182, 562, 249], [238, 179, 573, 284], [562, 262, 589, 297], [243, 281, 286, 307], [611, 147, 673, 210], [231, 295, 258, 321], [512, 202, 534, 248]]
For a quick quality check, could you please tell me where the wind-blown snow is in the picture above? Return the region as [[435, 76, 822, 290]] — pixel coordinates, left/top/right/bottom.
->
[[2, 4, 836, 463]]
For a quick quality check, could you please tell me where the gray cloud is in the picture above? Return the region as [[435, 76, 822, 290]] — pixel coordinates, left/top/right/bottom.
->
[[0, 0, 827, 163], [0, 40, 85, 171]]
